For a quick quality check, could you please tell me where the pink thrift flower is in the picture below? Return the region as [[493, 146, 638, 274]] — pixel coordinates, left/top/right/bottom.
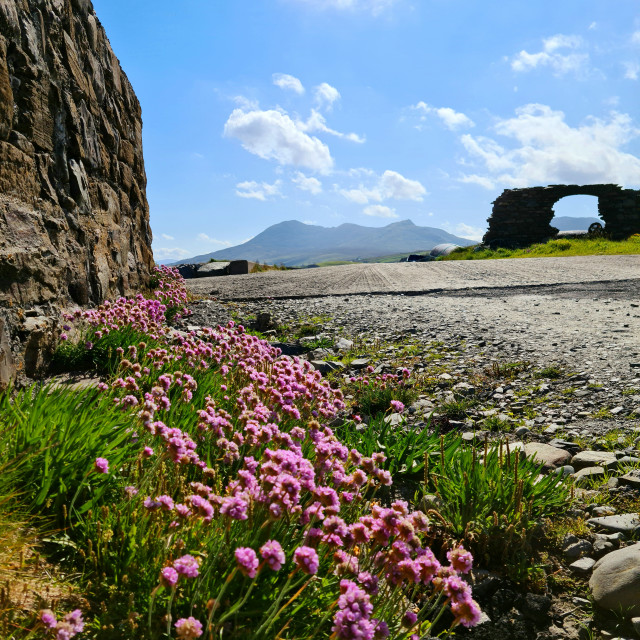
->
[[40, 609, 57, 629], [390, 400, 405, 413], [175, 616, 203, 638], [260, 540, 285, 571], [160, 566, 179, 587], [447, 545, 474, 574], [451, 598, 483, 628], [143, 446, 154, 458], [293, 546, 319, 575], [235, 547, 259, 578], [94, 457, 109, 474], [173, 554, 200, 578]]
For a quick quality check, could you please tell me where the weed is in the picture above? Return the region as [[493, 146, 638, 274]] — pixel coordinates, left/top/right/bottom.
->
[[534, 366, 563, 380]]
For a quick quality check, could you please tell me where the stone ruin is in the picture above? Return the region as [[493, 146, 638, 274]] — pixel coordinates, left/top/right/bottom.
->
[[483, 184, 640, 248], [0, 0, 154, 388]]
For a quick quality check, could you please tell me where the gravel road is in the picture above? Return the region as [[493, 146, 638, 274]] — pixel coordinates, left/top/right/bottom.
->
[[185, 255, 640, 384], [186, 255, 640, 300]]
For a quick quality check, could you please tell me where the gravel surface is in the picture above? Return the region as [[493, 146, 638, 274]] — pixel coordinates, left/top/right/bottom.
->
[[186, 254, 640, 299], [186, 255, 640, 383]]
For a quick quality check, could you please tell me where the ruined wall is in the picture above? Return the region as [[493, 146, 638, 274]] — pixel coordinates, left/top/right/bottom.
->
[[483, 184, 640, 248], [0, 0, 154, 386]]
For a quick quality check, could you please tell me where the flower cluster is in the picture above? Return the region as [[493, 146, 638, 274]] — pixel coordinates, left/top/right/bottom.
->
[[39, 609, 84, 639]]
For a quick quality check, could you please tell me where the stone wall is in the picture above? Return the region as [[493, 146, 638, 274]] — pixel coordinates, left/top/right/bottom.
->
[[0, 0, 154, 387], [483, 184, 640, 247]]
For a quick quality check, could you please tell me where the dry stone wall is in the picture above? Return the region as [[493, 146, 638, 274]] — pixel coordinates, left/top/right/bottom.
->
[[0, 0, 154, 387], [483, 184, 640, 247]]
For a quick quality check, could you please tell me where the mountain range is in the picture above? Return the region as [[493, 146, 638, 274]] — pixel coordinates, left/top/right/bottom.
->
[[172, 219, 476, 266]]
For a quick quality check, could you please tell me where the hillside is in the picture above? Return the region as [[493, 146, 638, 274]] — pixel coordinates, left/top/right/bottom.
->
[[173, 219, 475, 266]]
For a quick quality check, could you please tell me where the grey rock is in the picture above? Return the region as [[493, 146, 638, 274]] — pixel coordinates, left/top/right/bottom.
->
[[590, 542, 640, 616], [524, 442, 572, 469], [569, 557, 596, 574], [571, 450, 617, 470], [554, 465, 575, 477], [197, 261, 230, 277], [619, 470, 640, 488], [572, 466, 605, 486], [587, 513, 640, 534], [310, 360, 344, 374], [334, 337, 353, 350], [350, 358, 370, 370], [564, 540, 593, 559]]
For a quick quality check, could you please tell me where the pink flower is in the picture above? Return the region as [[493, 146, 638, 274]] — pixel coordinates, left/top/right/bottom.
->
[[235, 547, 259, 578], [451, 598, 483, 628], [173, 554, 200, 578], [175, 616, 203, 638], [293, 546, 319, 575], [40, 609, 57, 629], [160, 566, 179, 587], [260, 540, 285, 571], [390, 400, 405, 413], [94, 457, 109, 474], [447, 545, 473, 574], [143, 446, 154, 458]]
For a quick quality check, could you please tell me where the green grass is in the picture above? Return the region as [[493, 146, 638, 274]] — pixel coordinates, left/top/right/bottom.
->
[[439, 234, 640, 260]]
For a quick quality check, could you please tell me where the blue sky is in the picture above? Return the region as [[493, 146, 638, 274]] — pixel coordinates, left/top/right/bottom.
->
[[91, 0, 640, 261]]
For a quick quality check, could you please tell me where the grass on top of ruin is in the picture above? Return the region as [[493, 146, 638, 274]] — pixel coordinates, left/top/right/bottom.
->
[[440, 234, 640, 261]]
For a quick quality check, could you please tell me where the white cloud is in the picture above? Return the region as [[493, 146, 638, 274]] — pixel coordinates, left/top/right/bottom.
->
[[460, 104, 640, 189], [154, 247, 191, 260], [233, 95, 260, 110], [273, 73, 305, 94], [224, 108, 334, 173], [288, 0, 400, 16], [235, 180, 282, 200], [623, 61, 639, 80], [161, 233, 175, 240], [298, 109, 365, 143], [379, 170, 427, 200], [363, 204, 397, 218], [459, 174, 496, 190], [632, 31, 640, 45], [339, 186, 381, 204], [510, 34, 589, 77], [454, 223, 485, 242], [314, 83, 341, 111], [411, 102, 475, 130], [292, 171, 323, 194], [198, 234, 233, 246], [338, 169, 426, 204]]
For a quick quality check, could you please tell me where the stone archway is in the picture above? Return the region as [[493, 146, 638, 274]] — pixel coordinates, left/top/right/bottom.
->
[[483, 184, 640, 247]]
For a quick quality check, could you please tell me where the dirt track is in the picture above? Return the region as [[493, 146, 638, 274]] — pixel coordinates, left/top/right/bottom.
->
[[186, 255, 640, 300]]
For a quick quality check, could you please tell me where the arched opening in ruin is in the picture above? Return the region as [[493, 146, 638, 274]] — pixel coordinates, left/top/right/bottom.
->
[[550, 194, 601, 233]]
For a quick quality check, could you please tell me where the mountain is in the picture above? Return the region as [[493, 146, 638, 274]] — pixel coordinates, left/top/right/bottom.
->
[[173, 220, 476, 266], [552, 216, 601, 231]]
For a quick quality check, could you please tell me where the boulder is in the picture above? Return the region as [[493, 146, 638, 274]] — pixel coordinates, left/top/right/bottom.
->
[[524, 442, 572, 470], [589, 542, 640, 616]]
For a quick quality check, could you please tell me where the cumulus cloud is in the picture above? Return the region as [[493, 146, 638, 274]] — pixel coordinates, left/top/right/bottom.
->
[[363, 204, 397, 218], [273, 73, 305, 94], [287, 0, 400, 16], [292, 172, 323, 194], [235, 180, 283, 200], [339, 169, 427, 204], [459, 104, 640, 189], [411, 102, 475, 130], [314, 83, 341, 111], [510, 34, 589, 77], [224, 108, 334, 173], [298, 110, 365, 143]]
